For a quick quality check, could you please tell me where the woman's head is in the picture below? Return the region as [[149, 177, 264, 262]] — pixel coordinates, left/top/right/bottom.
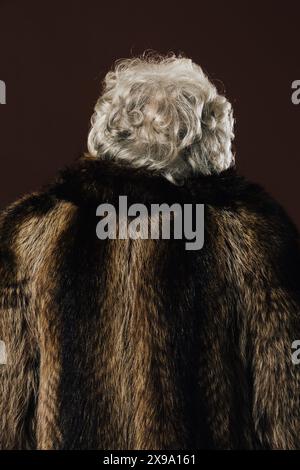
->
[[88, 52, 234, 183]]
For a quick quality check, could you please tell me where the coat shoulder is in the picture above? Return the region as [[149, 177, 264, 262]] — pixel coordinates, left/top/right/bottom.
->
[[0, 188, 77, 280], [204, 171, 300, 294]]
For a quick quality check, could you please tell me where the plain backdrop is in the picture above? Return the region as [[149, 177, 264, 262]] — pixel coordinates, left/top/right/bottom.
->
[[0, 0, 299, 227]]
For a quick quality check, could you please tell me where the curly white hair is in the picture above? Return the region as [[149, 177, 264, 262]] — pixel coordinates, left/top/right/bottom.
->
[[87, 52, 235, 183]]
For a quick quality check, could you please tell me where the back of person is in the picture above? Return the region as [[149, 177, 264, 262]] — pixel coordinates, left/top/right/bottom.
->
[[1, 53, 300, 450]]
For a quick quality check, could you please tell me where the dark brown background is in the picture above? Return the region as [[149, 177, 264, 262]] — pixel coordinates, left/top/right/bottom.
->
[[0, 0, 299, 226]]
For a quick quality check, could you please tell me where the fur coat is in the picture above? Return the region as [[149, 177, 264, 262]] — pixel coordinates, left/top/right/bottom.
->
[[0, 154, 300, 450]]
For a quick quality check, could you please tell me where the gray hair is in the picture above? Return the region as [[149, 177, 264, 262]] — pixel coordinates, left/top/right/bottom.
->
[[87, 52, 235, 183]]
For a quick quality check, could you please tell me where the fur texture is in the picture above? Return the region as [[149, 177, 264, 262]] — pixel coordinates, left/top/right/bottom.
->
[[0, 154, 300, 449]]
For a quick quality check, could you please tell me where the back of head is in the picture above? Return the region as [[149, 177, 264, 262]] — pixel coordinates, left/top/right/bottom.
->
[[88, 52, 235, 183]]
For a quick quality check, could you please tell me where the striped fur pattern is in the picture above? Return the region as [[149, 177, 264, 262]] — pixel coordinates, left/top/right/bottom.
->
[[0, 154, 300, 449]]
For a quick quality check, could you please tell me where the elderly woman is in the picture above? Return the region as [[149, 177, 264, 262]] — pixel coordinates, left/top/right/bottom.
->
[[0, 53, 300, 450]]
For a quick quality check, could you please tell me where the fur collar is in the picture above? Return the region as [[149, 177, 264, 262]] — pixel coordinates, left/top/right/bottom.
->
[[46, 154, 266, 211]]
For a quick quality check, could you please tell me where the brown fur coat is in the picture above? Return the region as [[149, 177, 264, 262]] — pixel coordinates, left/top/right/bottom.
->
[[1, 155, 300, 449]]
